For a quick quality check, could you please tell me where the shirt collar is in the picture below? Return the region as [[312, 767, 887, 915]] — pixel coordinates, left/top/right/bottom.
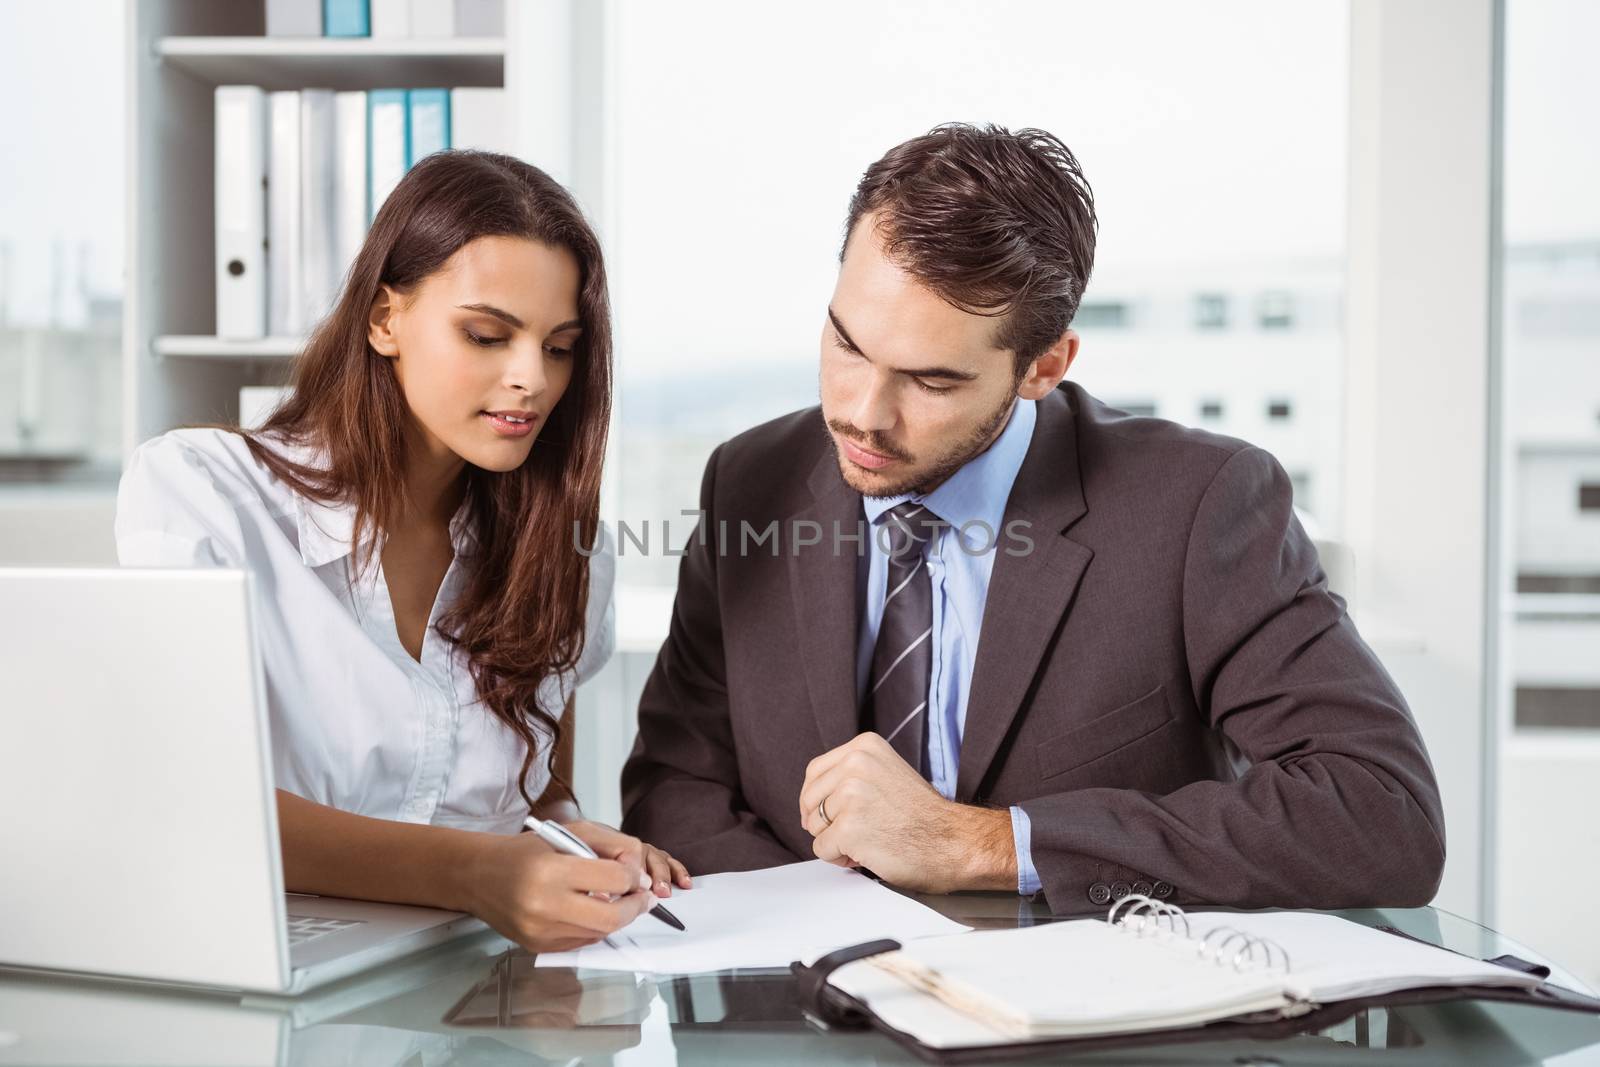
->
[[295, 495, 360, 568], [271, 436, 476, 568], [862, 397, 1039, 549]]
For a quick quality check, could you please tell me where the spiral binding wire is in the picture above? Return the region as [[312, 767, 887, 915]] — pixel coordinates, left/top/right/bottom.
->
[[1108, 894, 1292, 975], [1107, 893, 1191, 940]]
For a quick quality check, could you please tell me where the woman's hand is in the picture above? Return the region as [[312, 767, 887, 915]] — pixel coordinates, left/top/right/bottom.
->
[[562, 820, 693, 899], [462, 831, 655, 953]]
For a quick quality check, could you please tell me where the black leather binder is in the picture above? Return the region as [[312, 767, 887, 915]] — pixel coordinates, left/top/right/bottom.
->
[[791, 916, 1600, 1063]]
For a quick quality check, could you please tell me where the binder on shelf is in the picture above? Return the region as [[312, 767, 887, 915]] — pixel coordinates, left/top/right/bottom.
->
[[300, 90, 340, 330], [268, 91, 304, 338], [367, 90, 410, 224], [453, 0, 504, 37], [371, 0, 411, 38], [449, 88, 508, 155], [410, 0, 454, 37], [794, 894, 1600, 1062], [266, 0, 322, 36], [214, 86, 268, 341], [334, 91, 369, 294], [407, 89, 451, 166], [323, 0, 372, 38]]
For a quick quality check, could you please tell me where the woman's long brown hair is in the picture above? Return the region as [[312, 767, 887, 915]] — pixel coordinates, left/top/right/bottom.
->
[[234, 150, 612, 812]]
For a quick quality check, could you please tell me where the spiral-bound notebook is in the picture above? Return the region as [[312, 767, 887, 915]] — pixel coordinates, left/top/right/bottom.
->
[[796, 896, 1600, 1060]]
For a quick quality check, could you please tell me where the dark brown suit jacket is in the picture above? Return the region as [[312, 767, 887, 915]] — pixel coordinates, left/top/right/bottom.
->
[[620, 382, 1445, 914]]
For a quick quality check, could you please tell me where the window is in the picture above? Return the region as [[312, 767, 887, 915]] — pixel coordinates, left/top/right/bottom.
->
[[1200, 399, 1225, 420], [1114, 401, 1158, 417], [610, 0, 1350, 592], [1497, 2, 1600, 664], [1195, 293, 1229, 329], [1268, 399, 1294, 420], [0, 6, 124, 485], [1257, 291, 1296, 329], [1493, 0, 1600, 985]]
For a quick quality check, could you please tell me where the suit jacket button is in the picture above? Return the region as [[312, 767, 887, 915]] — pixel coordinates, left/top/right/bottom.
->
[[1110, 881, 1131, 900], [1088, 882, 1112, 906], [1131, 880, 1153, 897], [1152, 881, 1174, 899]]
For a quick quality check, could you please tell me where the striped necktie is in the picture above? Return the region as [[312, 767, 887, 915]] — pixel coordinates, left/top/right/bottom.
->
[[864, 502, 937, 774]]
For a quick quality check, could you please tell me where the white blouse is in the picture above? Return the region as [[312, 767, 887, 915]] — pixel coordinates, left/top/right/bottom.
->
[[113, 428, 615, 834]]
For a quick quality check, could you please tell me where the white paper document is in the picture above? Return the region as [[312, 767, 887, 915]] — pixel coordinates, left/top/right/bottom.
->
[[535, 860, 971, 974]]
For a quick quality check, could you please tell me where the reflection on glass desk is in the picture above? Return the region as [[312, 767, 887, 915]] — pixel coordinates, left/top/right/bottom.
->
[[3, 890, 1599, 1066]]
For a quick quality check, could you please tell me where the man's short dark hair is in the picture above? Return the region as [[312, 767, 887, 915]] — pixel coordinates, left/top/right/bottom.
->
[[842, 123, 1098, 375]]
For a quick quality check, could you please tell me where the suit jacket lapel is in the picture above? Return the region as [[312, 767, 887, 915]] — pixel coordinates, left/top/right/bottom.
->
[[789, 452, 865, 752], [957, 390, 1093, 800]]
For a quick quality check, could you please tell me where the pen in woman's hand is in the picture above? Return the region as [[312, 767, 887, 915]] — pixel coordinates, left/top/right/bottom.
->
[[523, 816, 686, 931]]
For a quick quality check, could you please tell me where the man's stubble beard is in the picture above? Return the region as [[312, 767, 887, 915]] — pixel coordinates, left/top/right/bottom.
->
[[828, 388, 1017, 499]]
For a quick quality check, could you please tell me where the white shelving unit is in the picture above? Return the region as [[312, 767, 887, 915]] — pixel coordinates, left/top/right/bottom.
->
[[122, 0, 594, 455], [157, 35, 504, 91], [153, 336, 309, 360]]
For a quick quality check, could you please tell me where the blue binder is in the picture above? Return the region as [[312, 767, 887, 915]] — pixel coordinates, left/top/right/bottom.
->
[[407, 89, 452, 165], [323, 0, 370, 37], [367, 89, 410, 223]]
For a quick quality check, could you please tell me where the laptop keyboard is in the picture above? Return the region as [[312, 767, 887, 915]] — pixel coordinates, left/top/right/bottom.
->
[[286, 914, 364, 946]]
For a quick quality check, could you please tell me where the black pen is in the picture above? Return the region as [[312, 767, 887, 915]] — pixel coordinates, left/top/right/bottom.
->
[[523, 816, 686, 931]]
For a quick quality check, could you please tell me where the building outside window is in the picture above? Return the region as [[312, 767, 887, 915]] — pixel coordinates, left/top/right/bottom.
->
[[1195, 292, 1229, 329], [1492, 0, 1600, 992], [0, 6, 124, 487], [1257, 289, 1296, 329], [1073, 300, 1131, 329], [610, 0, 1352, 597]]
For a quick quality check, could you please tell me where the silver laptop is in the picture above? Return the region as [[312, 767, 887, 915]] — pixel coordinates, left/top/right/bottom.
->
[[0, 568, 486, 995]]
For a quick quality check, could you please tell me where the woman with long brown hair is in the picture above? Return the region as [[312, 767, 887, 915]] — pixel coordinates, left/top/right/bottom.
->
[[114, 151, 688, 951]]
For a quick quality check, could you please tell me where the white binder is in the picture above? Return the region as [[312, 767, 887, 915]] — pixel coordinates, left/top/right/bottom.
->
[[372, 0, 412, 37], [268, 91, 303, 338], [334, 91, 369, 296], [453, 0, 505, 36], [214, 86, 268, 340], [450, 88, 509, 155], [265, 0, 321, 36], [411, 0, 455, 37], [300, 89, 339, 329]]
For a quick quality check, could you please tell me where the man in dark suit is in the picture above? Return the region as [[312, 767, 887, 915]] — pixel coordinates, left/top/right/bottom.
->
[[620, 123, 1445, 913]]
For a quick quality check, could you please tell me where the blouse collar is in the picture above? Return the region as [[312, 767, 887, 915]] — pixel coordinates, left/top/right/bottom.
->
[[266, 435, 477, 568]]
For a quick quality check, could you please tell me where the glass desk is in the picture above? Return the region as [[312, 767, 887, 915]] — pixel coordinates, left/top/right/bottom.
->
[[3, 890, 1598, 1066]]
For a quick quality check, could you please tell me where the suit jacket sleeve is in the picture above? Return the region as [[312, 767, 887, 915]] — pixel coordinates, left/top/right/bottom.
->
[[620, 444, 798, 873], [1020, 446, 1446, 913]]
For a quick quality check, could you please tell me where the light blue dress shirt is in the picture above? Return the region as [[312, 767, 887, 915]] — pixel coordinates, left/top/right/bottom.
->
[[854, 397, 1043, 895]]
